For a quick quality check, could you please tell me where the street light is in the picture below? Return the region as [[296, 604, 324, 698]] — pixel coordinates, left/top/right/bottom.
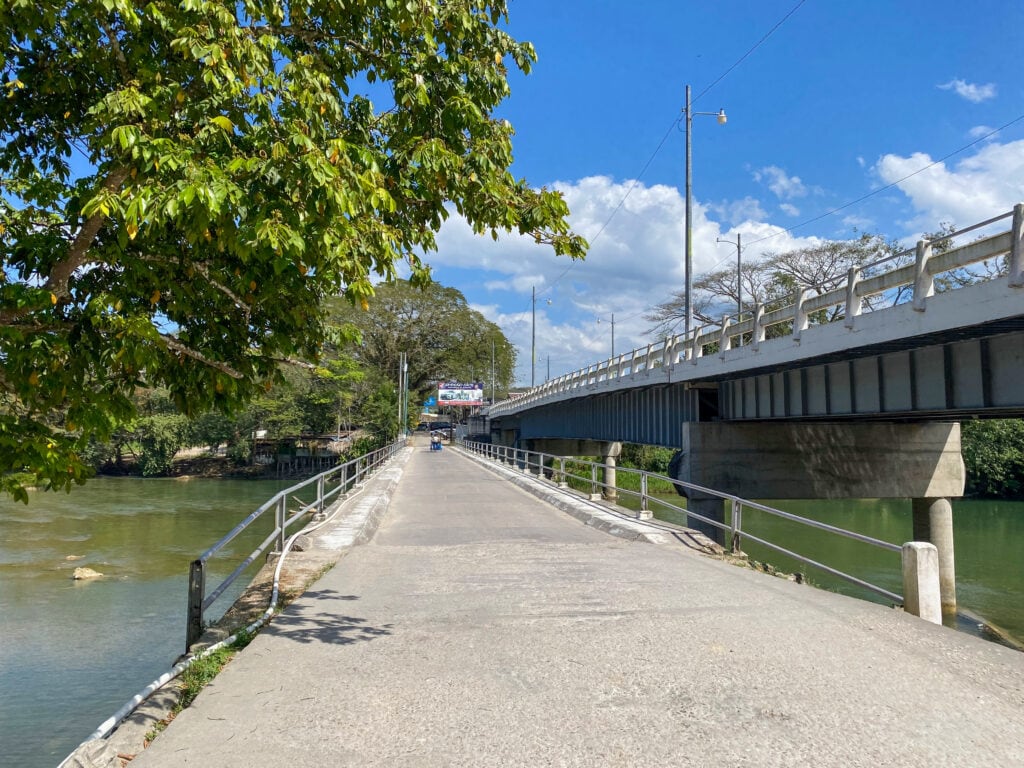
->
[[597, 312, 615, 357], [683, 84, 727, 341], [531, 286, 551, 387], [716, 232, 743, 317]]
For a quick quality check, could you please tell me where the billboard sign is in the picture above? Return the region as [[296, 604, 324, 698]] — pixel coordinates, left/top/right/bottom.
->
[[438, 381, 484, 406]]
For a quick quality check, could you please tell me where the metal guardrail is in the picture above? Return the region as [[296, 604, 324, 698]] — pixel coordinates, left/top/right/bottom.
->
[[185, 438, 404, 650], [461, 439, 905, 605], [490, 205, 1023, 416]]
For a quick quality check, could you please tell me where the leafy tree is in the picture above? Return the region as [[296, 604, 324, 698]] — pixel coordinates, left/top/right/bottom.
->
[[358, 377, 399, 443], [0, 0, 585, 500], [133, 412, 188, 476], [961, 419, 1024, 498], [328, 279, 516, 403]]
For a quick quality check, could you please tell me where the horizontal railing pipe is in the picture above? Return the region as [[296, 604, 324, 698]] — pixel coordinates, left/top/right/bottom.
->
[[186, 438, 404, 650], [460, 440, 906, 607]]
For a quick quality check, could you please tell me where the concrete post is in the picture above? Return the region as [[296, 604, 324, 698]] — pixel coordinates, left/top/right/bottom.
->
[[901, 542, 942, 624], [911, 497, 957, 613]]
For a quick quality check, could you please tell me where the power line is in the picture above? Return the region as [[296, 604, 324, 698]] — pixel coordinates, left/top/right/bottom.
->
[[690, 0, 809, 107], [742, 113, 1024, 249], [534, 0, 810, 306]]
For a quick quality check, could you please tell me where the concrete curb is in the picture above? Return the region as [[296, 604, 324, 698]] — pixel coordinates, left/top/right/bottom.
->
[[456, 447, 721, 553]]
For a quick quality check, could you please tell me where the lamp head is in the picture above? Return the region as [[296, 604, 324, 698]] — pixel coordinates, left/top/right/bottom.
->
[[717, 109, 727, 125]]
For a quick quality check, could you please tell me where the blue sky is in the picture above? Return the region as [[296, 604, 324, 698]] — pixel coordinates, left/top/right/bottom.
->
[[419, 0, 1024, 386]]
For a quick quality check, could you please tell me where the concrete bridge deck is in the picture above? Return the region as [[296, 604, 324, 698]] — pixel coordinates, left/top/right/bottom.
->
[[129, 438, 1024, 767]]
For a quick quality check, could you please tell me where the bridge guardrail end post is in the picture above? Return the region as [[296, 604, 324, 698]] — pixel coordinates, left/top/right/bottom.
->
[[901, 542, 942, 624]]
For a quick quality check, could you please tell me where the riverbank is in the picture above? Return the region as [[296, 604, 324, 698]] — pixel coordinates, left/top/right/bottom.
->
[[95, 455, 274, 480], [60, 446, 410, 768]]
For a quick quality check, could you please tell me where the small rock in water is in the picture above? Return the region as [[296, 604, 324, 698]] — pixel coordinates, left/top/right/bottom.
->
[[73, 567, 104, 580], [65, 555, 84, 561]]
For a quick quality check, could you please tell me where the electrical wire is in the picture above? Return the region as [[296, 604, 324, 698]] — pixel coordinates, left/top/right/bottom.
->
[[741, 113, 1024, 249], [528, 0, 810, 310], [690, 0, 809, 108]]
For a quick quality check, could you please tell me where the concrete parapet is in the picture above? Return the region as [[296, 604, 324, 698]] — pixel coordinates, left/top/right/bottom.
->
[[902, 542, 942, 624]]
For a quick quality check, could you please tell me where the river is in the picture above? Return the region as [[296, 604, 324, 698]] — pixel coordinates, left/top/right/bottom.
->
[[2, 478, 1022, 768], [0, 477, 288, 768]]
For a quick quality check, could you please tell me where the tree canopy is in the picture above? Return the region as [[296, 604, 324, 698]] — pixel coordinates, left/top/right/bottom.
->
[[0, 1, 585, 500], [645, 233, 898, 338], [328, 279, 515, 402]]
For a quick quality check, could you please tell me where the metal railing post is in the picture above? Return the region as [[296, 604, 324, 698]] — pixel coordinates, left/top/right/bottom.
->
[[638, 473, 652, 520], [276, 496, 287, 552], [731, 500, 743, 554], [558, 457, 567, 488], [317, 475, 325, 515], [186, 559, 206, 651], [590, 463, 599, 498]]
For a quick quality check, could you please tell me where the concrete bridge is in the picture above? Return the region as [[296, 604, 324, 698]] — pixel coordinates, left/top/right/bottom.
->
[[483, 206, 1024, 616], [78, 439, 1024, 768]]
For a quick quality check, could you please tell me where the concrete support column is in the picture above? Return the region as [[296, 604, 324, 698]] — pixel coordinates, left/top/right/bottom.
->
[[688, 496, 725, 546], [912, 497, 956, 613]]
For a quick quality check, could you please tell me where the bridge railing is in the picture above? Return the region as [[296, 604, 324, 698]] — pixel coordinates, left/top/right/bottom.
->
[[185, 438, 404, 650], [490, 204, 1023, 415], [461, 439, 944, 621]]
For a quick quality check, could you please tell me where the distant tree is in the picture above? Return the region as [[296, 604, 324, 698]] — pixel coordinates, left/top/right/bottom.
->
[[328, 280, 517, 402], [133, 413, 188, 476], [961, 419, 1024, 498], [646, 233, 898, 338], [0, 0, 585, 501]]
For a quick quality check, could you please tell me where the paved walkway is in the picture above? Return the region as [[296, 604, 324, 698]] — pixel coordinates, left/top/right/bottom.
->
[[129, 439, 1024, 767]]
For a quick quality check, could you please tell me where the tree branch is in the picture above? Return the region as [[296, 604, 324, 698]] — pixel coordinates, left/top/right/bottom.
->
[[45, 167, 130, 301], [162, 335, 244, 379]]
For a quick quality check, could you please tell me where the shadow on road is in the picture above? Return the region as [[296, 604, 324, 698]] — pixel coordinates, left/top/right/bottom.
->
[[266, 590, 393, 645]]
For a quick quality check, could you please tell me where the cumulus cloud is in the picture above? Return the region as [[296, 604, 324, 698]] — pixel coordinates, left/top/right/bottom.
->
[[968, 125, 997, 140], [753, 165, 808, 199], [429, 176, 822, 383], [938, 78, 997, 103], [779, 203, 800, 217], [874, 138, 1024, 233], [708, 196, 767, 225]]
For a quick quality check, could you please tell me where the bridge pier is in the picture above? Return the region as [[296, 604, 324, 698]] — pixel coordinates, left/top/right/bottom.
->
[[912, 497, 956, 612], [527, 439, 622, 502], [670, 421, 965, 599]]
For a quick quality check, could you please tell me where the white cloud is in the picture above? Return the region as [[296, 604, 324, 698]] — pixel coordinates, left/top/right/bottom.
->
[[841, 214, 874, 231], [968, 125, 997, 140], [779, 203, 800, 217], [874, 139, 1024, 233], [708, 196, 767, 225], [753, 165, 808, 199], [430, 176, 827, 384], [938, 78, 997, 103]]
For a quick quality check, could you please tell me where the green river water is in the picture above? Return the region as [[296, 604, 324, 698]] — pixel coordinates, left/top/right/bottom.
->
[[1, 477, 1022, 768], [0, 477, 289, 768]]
